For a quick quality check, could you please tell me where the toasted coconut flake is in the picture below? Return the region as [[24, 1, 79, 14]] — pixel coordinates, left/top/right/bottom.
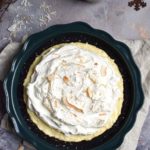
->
[[89, 75, 96, 84], [99, 112, 106, 116], [47, 75, 53, 82], [80, 57, 86, 63], [86, 87, 93, 98], [63, 97, 83, 113], [101, 66, 107, 76], [63, 76, 69, 84]]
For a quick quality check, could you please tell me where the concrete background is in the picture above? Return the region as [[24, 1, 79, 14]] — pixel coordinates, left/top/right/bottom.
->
[[0, 0, 150, 150]]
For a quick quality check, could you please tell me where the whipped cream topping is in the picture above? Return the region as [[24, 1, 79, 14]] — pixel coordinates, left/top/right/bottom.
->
[[27, 44, 122, 135]]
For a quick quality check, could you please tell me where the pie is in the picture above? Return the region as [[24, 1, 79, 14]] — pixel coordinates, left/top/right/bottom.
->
[[23, 42, 123, 142]]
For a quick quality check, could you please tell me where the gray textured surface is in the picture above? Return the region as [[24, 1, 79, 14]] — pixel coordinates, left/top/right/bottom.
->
[[0, 128, 21, 150], [0, 0, 150, 150], [137, 110, 150, 150]]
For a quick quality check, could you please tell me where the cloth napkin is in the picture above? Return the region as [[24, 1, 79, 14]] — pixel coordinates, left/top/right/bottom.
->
[[0, 40, 150, 150]]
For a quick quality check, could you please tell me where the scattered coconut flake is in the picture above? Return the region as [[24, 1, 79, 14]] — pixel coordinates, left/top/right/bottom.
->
[[8, 20, 24, 33], [7, 0, 56, 38], [8, 14, 32, 37], [39, 1, 56, 27], [21, 0, 32, 7]]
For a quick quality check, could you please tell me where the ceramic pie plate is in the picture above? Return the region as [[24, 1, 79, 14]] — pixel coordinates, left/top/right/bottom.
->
[[3, 22, 144, 150]]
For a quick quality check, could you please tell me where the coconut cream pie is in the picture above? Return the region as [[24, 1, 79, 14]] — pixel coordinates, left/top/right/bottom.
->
[[23, 42, 123, 142]]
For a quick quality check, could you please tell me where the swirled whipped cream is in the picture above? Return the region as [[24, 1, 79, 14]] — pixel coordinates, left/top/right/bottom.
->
[[27, 44, 122, 135]]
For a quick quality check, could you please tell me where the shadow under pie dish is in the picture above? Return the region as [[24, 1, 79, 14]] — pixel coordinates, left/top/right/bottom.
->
[[3, 22, 144, 150]]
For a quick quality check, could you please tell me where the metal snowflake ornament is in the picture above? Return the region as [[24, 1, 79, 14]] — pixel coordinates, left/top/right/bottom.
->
[[128, 0, 147, 10]]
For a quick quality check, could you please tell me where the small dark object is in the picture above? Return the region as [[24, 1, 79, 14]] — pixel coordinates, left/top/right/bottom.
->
[[128, 0, 147, 11]]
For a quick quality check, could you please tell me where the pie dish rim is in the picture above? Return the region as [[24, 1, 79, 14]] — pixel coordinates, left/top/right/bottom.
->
[[3, 22, 144, 150]]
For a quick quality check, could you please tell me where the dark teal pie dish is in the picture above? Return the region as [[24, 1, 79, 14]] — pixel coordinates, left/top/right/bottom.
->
[[3, 22, 144, 150]]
